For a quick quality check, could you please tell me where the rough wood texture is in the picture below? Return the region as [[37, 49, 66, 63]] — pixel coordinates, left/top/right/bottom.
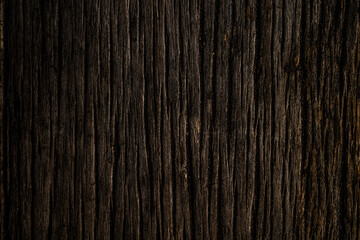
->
[[2, 0, 360, 239]]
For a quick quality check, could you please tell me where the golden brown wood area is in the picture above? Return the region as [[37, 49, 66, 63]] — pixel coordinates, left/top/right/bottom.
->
[[2, 0, 360, 239]]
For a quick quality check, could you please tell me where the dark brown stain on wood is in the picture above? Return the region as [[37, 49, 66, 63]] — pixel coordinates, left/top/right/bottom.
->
[[2, 0, 360, 239]]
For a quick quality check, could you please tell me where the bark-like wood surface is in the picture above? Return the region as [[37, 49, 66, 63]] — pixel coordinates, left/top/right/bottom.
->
[[2, 0, 360, 239]]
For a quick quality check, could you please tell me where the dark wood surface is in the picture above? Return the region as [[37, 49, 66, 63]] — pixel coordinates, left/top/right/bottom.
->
[[2, 0, 360, 239]]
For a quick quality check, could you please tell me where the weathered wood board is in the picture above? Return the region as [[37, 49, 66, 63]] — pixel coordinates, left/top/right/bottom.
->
[[2, 0, 360, 239]]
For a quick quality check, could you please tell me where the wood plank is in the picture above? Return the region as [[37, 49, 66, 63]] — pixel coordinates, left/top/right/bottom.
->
[[3, 0, 360, 239]]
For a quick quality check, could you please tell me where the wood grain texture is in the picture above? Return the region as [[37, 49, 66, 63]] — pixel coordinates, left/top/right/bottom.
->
[[3, 0, 360, 239]]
